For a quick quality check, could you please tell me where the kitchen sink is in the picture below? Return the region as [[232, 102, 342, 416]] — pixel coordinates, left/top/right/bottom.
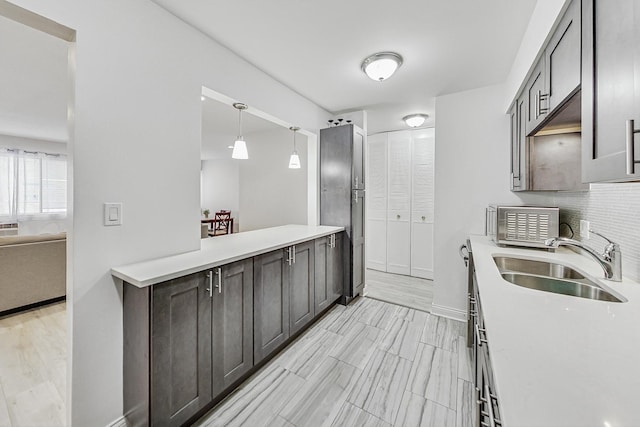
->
[[493, 256, 585, 280], [493, 256, 625, 303]]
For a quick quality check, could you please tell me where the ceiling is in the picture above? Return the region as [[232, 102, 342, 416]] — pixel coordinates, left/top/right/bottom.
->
[[0, 14, 69, 142], [0, 0, 538, 144], [152, 0, 537, 134]]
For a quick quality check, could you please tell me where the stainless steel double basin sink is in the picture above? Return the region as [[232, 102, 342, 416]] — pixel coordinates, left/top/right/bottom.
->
[[493, 256, 625, 302]]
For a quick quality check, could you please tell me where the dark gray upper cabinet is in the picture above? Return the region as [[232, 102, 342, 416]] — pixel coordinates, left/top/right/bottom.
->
[[510, 99, 530, 191], [211, 258, 253, 394], [525, 59, 548, 135], [253, 248, 290, 363], [289, 241, 315, 335], [582, 0, 640, 182], [314, 233, 343, 316], [545, 0, 581, 112], [151, 272, 212, 427]]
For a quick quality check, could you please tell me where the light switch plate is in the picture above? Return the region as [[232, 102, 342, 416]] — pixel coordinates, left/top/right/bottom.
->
[[580, 220, 590, 239], [104, 203, 122, 226]]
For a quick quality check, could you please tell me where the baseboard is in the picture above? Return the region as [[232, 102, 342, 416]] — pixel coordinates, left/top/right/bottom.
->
[[106, 416, 128, 427], [431, 303, 467, 322]]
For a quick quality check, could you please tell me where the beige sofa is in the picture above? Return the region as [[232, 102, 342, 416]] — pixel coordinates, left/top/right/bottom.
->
[[0, 232, 66, 314]]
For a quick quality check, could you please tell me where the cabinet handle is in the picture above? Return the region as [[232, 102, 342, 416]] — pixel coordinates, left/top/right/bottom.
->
[[421, 215, 426, 221], [626, 119, 640, 175], [397, 214, 401, 220], [355, 176, 358, 188], [354, 190, 358, 203], [215, 267, 222, 294], [535, 90, 549, 120], [287, 247, 293, 266], [206, 271, 213, 298], [475, 323, 488, 346], [292, 245, 296, 264]]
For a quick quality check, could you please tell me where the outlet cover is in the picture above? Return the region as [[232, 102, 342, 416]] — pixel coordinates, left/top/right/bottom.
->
[[580, 220, 590, 239]]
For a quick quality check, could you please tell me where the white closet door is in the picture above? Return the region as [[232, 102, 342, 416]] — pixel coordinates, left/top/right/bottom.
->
[[386, 131, 411, 275], [411, 129, 435, 279], [366, 133, 387, 271]]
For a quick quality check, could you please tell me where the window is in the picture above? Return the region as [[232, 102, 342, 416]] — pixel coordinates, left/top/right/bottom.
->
[[0, 148, 67, 221]]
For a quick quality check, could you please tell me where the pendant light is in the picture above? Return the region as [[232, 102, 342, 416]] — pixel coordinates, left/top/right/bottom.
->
[[403, 113, 429, 128], [361, 52, 403, 81], [288, 126, 301, 169], [232, 103, 249, 159]]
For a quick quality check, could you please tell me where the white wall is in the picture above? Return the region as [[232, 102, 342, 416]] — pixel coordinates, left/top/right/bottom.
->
[[6, 1, 331, 425], [201, 159, 240, 230], [432, 84, 546, 320], [239, 127, 308, 231]]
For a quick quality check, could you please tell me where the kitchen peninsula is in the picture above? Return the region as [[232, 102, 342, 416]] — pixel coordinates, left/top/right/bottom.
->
[[112, 224, 345, 426]]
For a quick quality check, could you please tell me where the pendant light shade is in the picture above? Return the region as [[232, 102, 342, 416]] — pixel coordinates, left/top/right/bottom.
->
[[361, 52, 403, 81], [289, 126, 301, 169], [232, 103, 249, 159], [403, 113, 429, 128], [232, 138, 248, 160]]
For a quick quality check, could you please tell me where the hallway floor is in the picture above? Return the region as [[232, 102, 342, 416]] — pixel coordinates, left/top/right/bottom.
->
[[196, 297, 474, 427], [0, 302, 66, 427], [364, 269, 434, 312]]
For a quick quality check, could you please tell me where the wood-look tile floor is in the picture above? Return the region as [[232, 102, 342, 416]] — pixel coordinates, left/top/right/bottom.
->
[[364, 269, 434, 313], [196, 297, 474, 427], [0, 302, 67, 427]]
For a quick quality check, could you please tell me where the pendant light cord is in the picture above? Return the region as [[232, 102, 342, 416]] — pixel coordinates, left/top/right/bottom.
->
[[238, 108, 243, 138]]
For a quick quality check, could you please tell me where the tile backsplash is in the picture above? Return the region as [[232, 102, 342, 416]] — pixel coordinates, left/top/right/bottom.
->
[[519, 182, 640, 282]]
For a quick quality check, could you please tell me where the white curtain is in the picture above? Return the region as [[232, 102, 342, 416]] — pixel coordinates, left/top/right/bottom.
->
[[0, 148, 67, 222]]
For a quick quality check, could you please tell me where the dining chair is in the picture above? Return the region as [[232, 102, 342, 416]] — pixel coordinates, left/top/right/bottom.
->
[[209, 211, 232, 236]]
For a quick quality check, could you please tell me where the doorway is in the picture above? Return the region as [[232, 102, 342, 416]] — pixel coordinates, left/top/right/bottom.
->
[[0, 3, 74, 425]]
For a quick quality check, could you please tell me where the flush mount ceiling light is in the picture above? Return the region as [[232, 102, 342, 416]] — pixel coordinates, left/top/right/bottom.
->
[[232, 102, 248, 160], [403, 113, 429, 128], [361, 52, 403, 81], [288, 126, 301, 169]]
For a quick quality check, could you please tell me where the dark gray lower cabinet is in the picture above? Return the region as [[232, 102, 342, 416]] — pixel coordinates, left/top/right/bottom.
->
[[314, 233, 344, 315], [253, 248, 290, 363], [212, 258, 253, 394], [151, 272, 212, 427], [289, 241, 315, 335], [124, 235, 342, 426]]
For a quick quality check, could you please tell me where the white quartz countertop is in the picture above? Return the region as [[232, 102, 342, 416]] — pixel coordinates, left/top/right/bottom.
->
[[111, 225, 344, 288], [470, 235, 640, 427]]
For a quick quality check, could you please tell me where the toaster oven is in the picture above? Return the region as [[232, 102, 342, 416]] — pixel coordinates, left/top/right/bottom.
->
[[486, 205, 559, 249]]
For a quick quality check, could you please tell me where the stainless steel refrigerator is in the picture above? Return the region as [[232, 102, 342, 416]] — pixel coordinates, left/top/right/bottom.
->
[[320, 124, 365, 304]]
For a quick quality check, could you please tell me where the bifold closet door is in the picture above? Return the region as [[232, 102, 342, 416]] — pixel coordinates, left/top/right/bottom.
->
[[410, 130, 435, 279], [386, 131, 411, 275], [366, 133, 388, 271]]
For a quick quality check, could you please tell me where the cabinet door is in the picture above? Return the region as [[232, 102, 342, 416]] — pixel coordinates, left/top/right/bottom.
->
[[351, 189, 366, 296], [386, 131, 411, 275], [320, 125, 352, 227], [152, 272, 212, 427], [212, 259, 253, 394], [366, 133, 387, 271], [353, 126, 365, 189], [582, 0, 640, 182], [314, 237, 330, 315], [525, 59, 548, 135], [329, 233, 344, 302], [544, 0, 581, 112], [510, 101, 520, 190], [289, 241, 315, 335], [253, 249, 290, 363], [410, 130, 434, 279]]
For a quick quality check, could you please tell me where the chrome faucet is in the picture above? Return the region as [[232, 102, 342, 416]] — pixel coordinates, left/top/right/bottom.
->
[[544, 230, 622, 282]]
